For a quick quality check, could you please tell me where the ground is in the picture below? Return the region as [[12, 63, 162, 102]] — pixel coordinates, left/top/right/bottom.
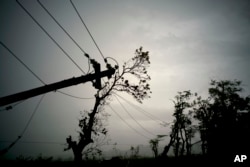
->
[[1, 155, 249, 167]]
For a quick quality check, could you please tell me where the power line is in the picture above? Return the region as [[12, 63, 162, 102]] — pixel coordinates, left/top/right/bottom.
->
[[114, 93, 170, 126], [105, 57, 119, 67], [114, 95, 156, 137], [0, 94, 45, 155], [57, 91, 94, 100], [69, 0, 107, 64], [0, 42, 46, 85], [70, 0, 120, 89], [191, 140, 202, 146], [37, 0, 91, 70], [20, 94, 45, 136], [0, 100, 26, 112], [0, 41, 94, 102], [108, 104, 150, 140], [0, 136, 21, 156], [16, 0, 86, 75], [105, 57, 120, 74]]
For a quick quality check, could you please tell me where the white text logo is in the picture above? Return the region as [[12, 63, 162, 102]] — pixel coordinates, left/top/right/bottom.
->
[[234, 155, 247, 163]]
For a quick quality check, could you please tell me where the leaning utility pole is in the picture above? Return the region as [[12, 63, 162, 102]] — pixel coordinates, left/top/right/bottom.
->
[[0, 61, 115, 107]]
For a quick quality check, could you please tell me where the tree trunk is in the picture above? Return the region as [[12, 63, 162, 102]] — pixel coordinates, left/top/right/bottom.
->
[[180, 129, 185, 156], [73, 149, 82, 162], [175, 140, 180, 157], [161, 133, 175, 157], [161, 144, 171, 157], [68, 97, 101, 162]]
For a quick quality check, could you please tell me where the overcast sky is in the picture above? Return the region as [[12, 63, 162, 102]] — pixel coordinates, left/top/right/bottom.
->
[[0, 0, 249, 159]]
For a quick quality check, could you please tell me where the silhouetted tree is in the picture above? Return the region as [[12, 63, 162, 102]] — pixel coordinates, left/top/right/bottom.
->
[[64, 47, 151, 162], [80, 110, 110, 160], [149, 138, 159, 158], [193, 80, 250, 159], [161, 91, 196, 157], [129, 145, 140, 159], [149, 135, 166, 158], [161, 79, 250, 163], [192, 96, 211, 155]]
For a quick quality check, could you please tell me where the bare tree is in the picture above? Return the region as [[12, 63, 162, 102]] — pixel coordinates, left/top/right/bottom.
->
[[192, 96, 212, 155], [149, 138, 159, 158], [129, 145, 140, 159], [64, 47, 151, 162], [161, 91, 196, 157], [149, 135, 166, 158]]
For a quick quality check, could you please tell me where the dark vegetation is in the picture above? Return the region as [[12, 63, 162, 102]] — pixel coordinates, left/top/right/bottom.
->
[[1, 154, 246, 167], [160, 79, 250, 166]]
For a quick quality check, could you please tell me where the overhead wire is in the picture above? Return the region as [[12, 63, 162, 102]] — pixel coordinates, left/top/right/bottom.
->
[[16, 0, 86, 75], [20, 94, 45, 136], [0, 100, 26, 112], [191, 140, 202, 146], [70, 0, 121, 90], [0, 136, 21, 156], [114, 93, 171, 126], [37, 0, 91, 74], [114, 95, 156, 137], [108, 104, 150, 140], [57, 91, 94, 100], [105, 57, 119, 67], [0, 94, 45, 155], [38, 0, 117, 86], [105, 57, 120, 74], [0, 41, 46, 85], [69, 0, 107, 64], [0, 41, 94, 102]]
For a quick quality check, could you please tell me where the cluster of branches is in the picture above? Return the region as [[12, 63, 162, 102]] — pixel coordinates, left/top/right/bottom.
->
[[102, 47, 151, 103]]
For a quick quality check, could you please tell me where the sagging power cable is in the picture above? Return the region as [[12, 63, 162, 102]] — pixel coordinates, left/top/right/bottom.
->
[[0, 94, 45, 155], [37, 0, 91, 73], [108, 104, 150, 140], [16, 0, 86, 74]]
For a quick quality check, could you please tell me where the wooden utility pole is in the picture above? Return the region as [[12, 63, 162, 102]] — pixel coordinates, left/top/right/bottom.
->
[[0, 67, 115, 107]]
